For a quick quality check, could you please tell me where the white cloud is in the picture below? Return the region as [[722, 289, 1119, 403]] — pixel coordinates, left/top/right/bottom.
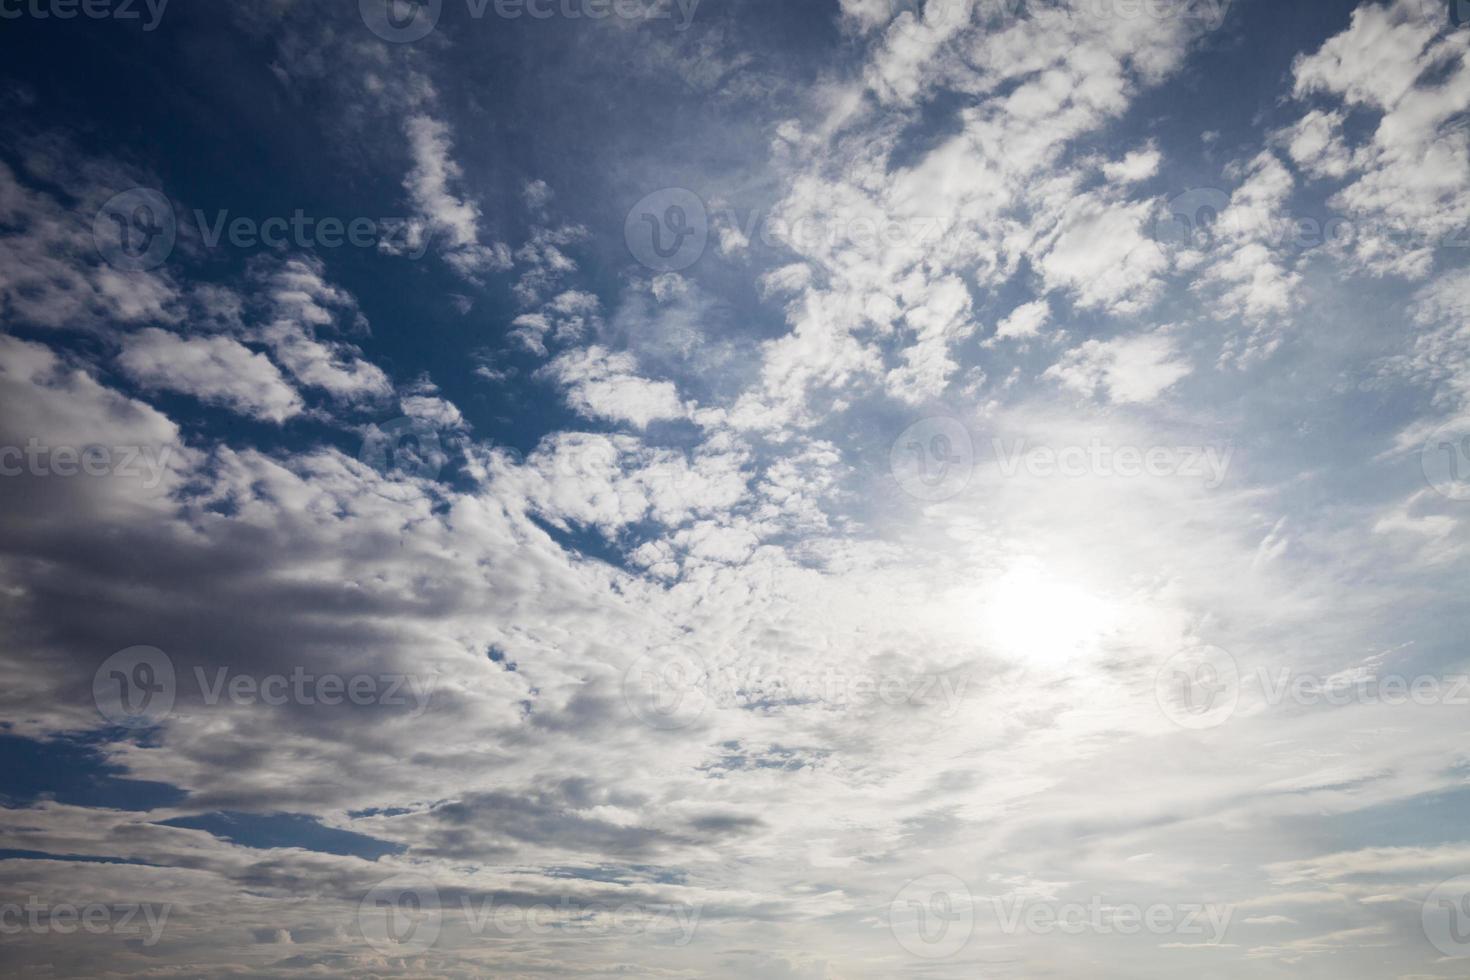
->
[[399, 115, 514, 284], [996, 298, 1052, 340], [1103, 146, 1163, 184], [117, 328, 303, 424], [544, 346, 689, 429], [1288, 0, 1470, 278], [251, 258, 393, 405], [1045, 330, 1192, 403]]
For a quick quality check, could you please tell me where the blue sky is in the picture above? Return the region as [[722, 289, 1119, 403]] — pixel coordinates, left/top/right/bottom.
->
[[1, 0, 1469, 976]]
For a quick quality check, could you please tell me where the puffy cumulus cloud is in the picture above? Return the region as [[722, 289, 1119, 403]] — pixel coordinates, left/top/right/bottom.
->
[[1044, 330, 1191, 403], [724, 0, 1222, 430], [1401, 268, 1470, 413], [543, 345, 691, 429], [1037, 193, 1169, 314], [1103, 145, 1163, 184], [4, 317, 1469, 979], [1287, 0, 1470, 278], [0, 334, 189, 525], [995, 297, 1052, 340], [250, 257, 394, 406], [510, 288, 603, 357], [494, 430, 751, 538], [395, 115, 514, 284], [117, 328, 304, 424], [6, 2, 1470, 977], [0, 151, 181, 331]]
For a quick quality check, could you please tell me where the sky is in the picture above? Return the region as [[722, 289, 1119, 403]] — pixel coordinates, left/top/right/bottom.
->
[[0, 0, 1468, 976]]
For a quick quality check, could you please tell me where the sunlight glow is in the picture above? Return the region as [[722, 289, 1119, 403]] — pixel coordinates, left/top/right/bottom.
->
[[981, 559, 1123, 669]]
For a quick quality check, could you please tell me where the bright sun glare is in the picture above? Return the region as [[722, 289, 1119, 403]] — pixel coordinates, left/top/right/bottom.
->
[[981, 560, 1123, 669]]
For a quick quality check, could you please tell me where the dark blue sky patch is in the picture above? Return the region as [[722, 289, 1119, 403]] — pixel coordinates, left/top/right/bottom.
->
[[0, 734, 187, 811], [157, 811, 404, 860], [345, 805, 414, 819]]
